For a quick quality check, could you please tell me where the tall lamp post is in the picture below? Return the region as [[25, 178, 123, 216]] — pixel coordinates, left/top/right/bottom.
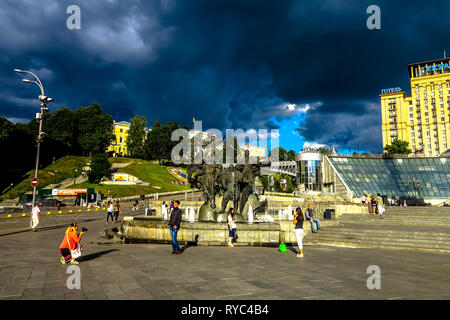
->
[[14, 69, 53, 207], [409, 178, 424, 202]]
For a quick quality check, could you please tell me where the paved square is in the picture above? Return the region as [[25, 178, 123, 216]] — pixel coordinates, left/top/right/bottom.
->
[[0, 212, 449, 300]]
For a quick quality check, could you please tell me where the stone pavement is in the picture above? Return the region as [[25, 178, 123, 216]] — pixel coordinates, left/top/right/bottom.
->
[[1, 211, 450, 300]]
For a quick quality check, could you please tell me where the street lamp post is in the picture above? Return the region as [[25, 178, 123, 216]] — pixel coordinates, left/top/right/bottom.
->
[[409, 178, 424, 202], [14, 69, 53, 207]]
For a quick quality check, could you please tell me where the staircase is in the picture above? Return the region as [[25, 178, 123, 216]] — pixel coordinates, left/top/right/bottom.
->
[[304, 207, 450, 254]]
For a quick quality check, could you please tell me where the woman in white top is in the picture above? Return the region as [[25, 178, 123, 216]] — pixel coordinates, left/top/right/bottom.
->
[[227, 208, 237, 247], [106, 201, 114, 224]]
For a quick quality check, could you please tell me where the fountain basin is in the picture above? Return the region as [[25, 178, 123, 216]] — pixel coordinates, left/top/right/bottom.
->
[[120, 216, 282, 246]]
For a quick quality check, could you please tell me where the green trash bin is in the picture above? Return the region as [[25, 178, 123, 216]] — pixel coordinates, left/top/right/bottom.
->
[[279, 242, 287, 252]]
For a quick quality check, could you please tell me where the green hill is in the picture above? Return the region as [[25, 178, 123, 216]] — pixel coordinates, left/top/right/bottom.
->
[[1, 156, 191, 200], [70, 158, 190, 198], [0, 156, 89, 200]]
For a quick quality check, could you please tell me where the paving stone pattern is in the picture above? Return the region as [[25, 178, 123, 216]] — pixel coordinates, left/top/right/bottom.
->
[[0, 209, 450, 300]]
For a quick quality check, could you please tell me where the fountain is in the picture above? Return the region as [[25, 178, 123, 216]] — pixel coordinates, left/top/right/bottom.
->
[[189, 207, 195, 222], [248, 205, 254, 223]]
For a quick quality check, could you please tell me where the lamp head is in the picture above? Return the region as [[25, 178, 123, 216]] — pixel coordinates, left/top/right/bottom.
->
[[14, 69, 23, 73], [39, 95, 53, 103]]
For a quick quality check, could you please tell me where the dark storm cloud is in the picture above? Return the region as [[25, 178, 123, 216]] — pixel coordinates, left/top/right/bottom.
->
[[1, 0, 449, 150]]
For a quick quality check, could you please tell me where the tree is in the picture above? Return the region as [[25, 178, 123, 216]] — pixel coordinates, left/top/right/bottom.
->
[[88, 153, 111, 183], [76, 104, 114, 156], [126, 115, 147, 159], [287, 150, 296, 161], [383, 139, 412, 155], [273, 147, 288, 161], [144, 121, 184, 164]]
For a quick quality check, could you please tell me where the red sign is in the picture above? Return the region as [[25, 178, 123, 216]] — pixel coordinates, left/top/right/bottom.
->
[[31, 177, 38, 187]]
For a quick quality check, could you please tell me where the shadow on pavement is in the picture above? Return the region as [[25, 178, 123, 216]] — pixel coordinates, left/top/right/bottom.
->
[[287, 244, 298, 254], [181, 234, 199, 253], [0, 224, 69, 237], [78, 249, 118, 262]]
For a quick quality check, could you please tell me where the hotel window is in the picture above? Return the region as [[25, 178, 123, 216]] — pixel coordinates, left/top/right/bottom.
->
[[441, 110, 445, 115], [415, 86, 419, 92], [425, 112, 429, 116], [440, 98, 443, 102], [423, 86, 427, 92], [444, 143, 448, 149], [119, 137, 123, 143], [439, 84, 443, 89], [120, 129, 123, 133], [427, 131, 430, 136], [432, 98, 435, 103], [424, 93, 427, 98], [427, 144, 431, 149], [416, 94, 420, 98], [431, 92, 434, 96], [409, 113, 413, 118], [410, 120, 414, 124], [424, 99, 428, 104], [441, 104, 444, 109], [442, 117, 446, 121]]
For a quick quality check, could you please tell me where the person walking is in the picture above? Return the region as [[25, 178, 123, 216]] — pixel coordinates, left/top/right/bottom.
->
[[370, 196, 377, 215], [59, 223, 85, 265], [293, 207, 305, 257], [132, 198, 139, 211], [162, 201, 168, 220], [305, 204, 322, 234], [144, 199, 150, 216], [227, 208, 237, 247], [168, 200, 183, 255], [113, 200, 121, 223], [106, 200, 114, 224], [169, 200, 175, 214], [376, 193, 385, 217], [30, 202, 41, 232]]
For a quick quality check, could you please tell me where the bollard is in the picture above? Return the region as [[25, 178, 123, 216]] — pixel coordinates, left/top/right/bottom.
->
[[78, 209, 82, 213], [7, 214, 11, 218], [47, 212, 51, 215], [22, 213, 26, 217], [69, 210, 73, 213]]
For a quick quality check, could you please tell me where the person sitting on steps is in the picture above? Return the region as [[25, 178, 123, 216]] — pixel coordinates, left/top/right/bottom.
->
[[305, 204, 322, 234]]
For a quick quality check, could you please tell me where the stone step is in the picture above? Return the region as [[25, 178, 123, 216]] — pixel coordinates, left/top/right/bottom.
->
[[305, 231, 450, 245], [306, 233, 450, 245], [303, 239, 450, 254]]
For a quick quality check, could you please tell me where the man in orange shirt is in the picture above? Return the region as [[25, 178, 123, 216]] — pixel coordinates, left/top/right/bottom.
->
[[59, 223, 85, 265]]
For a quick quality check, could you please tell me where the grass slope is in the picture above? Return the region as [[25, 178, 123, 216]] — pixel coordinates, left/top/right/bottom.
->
[[1, 156, 89, 200], [71, 158, 190, 198]]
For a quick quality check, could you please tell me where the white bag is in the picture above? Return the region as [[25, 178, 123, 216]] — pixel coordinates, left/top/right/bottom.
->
[[71, 246, 82, 259], [67, 234, 82, 258]]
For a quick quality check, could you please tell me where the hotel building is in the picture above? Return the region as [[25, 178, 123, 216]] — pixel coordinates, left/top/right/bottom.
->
[[380, 57, 450, 156]]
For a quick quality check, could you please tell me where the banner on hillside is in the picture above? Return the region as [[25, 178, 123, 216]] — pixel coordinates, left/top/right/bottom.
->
[[167, 167, 187, 183], [52, 188, 88, 196]]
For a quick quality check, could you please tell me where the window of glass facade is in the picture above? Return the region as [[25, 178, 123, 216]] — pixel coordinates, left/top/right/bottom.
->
[[329, 157, 450, 198]]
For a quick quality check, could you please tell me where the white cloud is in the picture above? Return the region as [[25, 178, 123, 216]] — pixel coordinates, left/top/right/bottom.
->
[[303, 141, 327, 149]]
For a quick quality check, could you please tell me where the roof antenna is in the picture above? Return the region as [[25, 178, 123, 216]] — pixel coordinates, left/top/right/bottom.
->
[[445, 50, 447, 59]]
